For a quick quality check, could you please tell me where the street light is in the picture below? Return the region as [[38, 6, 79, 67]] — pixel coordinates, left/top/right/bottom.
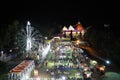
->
[[105, 60, 110, 64]]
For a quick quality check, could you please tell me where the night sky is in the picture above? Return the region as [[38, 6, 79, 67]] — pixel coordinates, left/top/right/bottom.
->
[[0, 1, 119, 30]]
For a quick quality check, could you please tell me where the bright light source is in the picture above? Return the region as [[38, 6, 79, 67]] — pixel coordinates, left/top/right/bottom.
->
[[34, 69, 38, 77], [27, 21, 31, 25], [26, 75, 29, 79], [99, 65, 105, 71], [76, 40, 80, 43], [86, 73, 91, 78], [1, 51, 3, 54], [10, 49, 12, 52], [106, 60, 110, 64], [62, 76, 66, 80], [17, 21, 42, 54], [26, 21, 32, 52], [45, 37, 48, 39]]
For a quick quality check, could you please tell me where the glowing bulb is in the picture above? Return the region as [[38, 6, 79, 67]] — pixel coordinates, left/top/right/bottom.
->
[[27, 21, 31, 25], [106, 60, 110, 64]]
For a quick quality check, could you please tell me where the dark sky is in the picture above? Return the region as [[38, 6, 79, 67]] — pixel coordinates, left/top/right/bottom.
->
[[0, 1, 119, 28]]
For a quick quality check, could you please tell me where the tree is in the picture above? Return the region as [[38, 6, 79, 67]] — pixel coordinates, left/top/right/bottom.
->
[[70, 30, 73, 40], [85, 26, 120, 66], [0, 20, 22, 51]]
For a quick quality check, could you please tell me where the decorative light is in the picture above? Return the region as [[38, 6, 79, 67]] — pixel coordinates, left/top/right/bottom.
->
[[62, 76, 66, 80], [99, 67, 104, 71], [34, 69, 38, 77], [9, 49, 12, 52], [1, 51, 3, 54], [76, 40, 80, 45]]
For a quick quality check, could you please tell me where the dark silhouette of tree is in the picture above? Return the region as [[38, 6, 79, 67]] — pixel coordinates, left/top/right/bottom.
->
[[0, 20, 22, 51], [85, 26, 120, 66], [70, 30, 73, 40]]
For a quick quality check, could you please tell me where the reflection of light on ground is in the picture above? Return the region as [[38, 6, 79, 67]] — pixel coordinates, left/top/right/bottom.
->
[[99, 65, 105, 71]]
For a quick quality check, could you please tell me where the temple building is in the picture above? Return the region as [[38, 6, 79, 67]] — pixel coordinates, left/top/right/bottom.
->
[[62, 22, 85, 39]]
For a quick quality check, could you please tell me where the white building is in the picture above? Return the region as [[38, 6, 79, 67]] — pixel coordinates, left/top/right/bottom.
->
[[8, 60, 35, 80], [62, 22, 85, 38]]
